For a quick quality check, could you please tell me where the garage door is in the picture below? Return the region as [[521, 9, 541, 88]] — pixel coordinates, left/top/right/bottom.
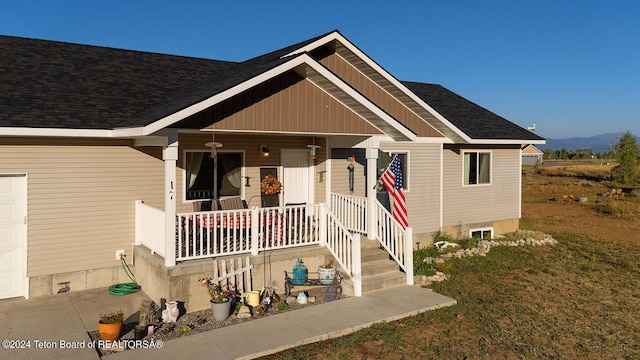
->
[[0, 175, 27, 299]]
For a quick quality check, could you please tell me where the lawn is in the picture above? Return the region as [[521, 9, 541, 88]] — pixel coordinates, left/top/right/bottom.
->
[[263, 165, 640, 359]]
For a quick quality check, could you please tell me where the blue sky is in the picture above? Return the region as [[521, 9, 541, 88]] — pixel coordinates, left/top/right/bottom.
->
[[1, 0, 638, 139]]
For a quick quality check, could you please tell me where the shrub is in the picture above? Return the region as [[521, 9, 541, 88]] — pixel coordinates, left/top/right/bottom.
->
[[413, 246, 439, 276]]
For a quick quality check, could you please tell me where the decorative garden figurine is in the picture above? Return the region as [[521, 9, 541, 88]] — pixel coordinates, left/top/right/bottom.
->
[[162, 301, 179, 323]]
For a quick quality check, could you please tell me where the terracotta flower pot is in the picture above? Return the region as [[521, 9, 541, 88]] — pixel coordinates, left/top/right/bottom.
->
[[98, 321, 122, 342]]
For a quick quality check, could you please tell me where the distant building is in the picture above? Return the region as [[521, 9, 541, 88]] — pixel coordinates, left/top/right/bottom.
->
[[521, 144, 543, 166]]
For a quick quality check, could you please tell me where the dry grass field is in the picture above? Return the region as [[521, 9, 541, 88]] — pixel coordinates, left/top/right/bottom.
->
[[264, 163, 640, 359]]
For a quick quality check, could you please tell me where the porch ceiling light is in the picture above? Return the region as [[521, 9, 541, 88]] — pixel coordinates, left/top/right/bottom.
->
[[307, 144, 321, 159], [307, 137, 321, 160], [260, 145, 270, 157], [205, 133, 223, 159]]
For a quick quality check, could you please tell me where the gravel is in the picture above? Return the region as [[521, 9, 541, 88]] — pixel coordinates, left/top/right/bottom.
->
[[90, 286, 340, 356]]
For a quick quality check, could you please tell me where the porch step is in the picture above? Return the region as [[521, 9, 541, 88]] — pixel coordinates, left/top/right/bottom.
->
[[339, 245, 409, 296], [360, 247, 391, 263], [361, 259, 400, 276], [361, 271, 407, 293]]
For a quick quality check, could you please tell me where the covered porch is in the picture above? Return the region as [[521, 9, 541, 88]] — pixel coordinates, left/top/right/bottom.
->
[[135, 181, 413, 301], [128, 51, 420, 301]]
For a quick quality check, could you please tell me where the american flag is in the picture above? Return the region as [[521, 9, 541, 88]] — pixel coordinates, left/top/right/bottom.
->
[[380, 154, 409, 229]]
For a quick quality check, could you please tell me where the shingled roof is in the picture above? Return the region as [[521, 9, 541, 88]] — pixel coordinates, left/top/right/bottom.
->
[[0, 31, 543, 143], [402, 81, 544, 142], [0, 35, 235, 129]]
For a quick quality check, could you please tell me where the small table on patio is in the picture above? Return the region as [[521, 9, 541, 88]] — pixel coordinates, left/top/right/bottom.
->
[[283, 270, 343, 298]]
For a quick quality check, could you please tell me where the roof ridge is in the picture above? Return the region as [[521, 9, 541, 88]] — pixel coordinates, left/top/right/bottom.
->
[[239, 30, 339, 64]]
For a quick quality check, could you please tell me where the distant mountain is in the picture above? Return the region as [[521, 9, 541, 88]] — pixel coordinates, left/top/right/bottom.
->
[[541, 132, 631, 153]]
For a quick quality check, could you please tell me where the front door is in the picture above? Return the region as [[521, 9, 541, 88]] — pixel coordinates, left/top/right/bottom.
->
[[281, 149, 311, 205], [0, 175, 27, 299]]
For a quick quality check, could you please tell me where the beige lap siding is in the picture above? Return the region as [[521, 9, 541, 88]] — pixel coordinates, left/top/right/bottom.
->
[[442, 146, 521, 229], [0, 139, 164, 277], [378, 142, 442, 235]]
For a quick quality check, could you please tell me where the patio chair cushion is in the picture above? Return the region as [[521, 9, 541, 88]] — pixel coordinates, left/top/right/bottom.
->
[[219, 196, 247, 210]]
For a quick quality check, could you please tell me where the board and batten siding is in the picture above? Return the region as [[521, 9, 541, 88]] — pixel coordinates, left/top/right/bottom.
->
[[318, 52, 443, 138], [442, 146, 521, 228], [203, 72, 383, 136], [0, 140, 164, 277]]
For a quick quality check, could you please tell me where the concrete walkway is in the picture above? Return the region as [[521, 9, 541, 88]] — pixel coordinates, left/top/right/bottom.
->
[[0, 285, 456, 359]]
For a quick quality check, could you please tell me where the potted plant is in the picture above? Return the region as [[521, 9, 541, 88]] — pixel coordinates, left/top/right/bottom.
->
[[318, 260, 337, 285], [200, 277, 239, 321], [98, 310, 124, 341]]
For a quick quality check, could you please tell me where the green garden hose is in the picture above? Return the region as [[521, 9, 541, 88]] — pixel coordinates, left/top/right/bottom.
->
[[108, 256, 141, 296]]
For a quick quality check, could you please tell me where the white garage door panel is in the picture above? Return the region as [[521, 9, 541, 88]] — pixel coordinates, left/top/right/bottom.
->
[[0, 175, 26, 299]]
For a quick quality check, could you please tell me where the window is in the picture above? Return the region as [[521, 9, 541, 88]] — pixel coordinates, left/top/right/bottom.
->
[[377, 151, 409, 190], [470, 228, 493, 239], [185, 151, 243, 200], [464, 151, 491, 185]]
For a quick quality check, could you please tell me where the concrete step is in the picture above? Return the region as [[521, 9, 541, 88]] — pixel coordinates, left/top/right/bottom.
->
[[360, 247, 390, 262], [360, 239, 382, 249], [361, 259, 400, 276], [361, 271, 407, 293]]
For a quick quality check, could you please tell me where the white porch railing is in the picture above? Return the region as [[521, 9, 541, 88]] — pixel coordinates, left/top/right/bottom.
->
[[135, 200, 166, 256], [323, 206, 362, 297], [330, 193, 367, 235], [175, 204, 322, 262], [374, 199, 414, 285], [135, 198, 418, 297]]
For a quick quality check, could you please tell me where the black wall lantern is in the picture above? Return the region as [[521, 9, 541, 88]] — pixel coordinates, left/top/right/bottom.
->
[[347, 155, 355, 194]]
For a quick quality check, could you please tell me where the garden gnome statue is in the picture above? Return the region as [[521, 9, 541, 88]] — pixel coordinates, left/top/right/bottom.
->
[[162, 301, 179, 323]]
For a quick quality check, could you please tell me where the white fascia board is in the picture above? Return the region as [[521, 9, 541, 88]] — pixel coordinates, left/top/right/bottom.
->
[[112, 127, 145, 137], [0, 127, 113, 138], [282, 31, 342, 58], [304, 60, 417, 142], [286, 32, 474, 143], [201, 128, 384, 137], [413, 137, 453, 144]]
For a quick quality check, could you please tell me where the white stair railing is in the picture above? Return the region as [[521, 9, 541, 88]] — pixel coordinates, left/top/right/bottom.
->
[[374, 200, 414, 285], [321, 203, 362, 297], [330, 193, 367, 235]]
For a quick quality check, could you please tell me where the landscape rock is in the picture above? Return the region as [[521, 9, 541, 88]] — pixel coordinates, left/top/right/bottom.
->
[[418, 232, 558, 286]]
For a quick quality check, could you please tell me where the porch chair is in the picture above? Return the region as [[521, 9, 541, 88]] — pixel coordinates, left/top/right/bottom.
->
[[219, 196, 248, 210], [192, 200, 218, 212]]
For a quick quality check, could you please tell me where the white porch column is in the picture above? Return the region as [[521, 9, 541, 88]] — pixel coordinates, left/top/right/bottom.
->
[[366, 147, 378, 240], [163, 136, 179, 268]]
